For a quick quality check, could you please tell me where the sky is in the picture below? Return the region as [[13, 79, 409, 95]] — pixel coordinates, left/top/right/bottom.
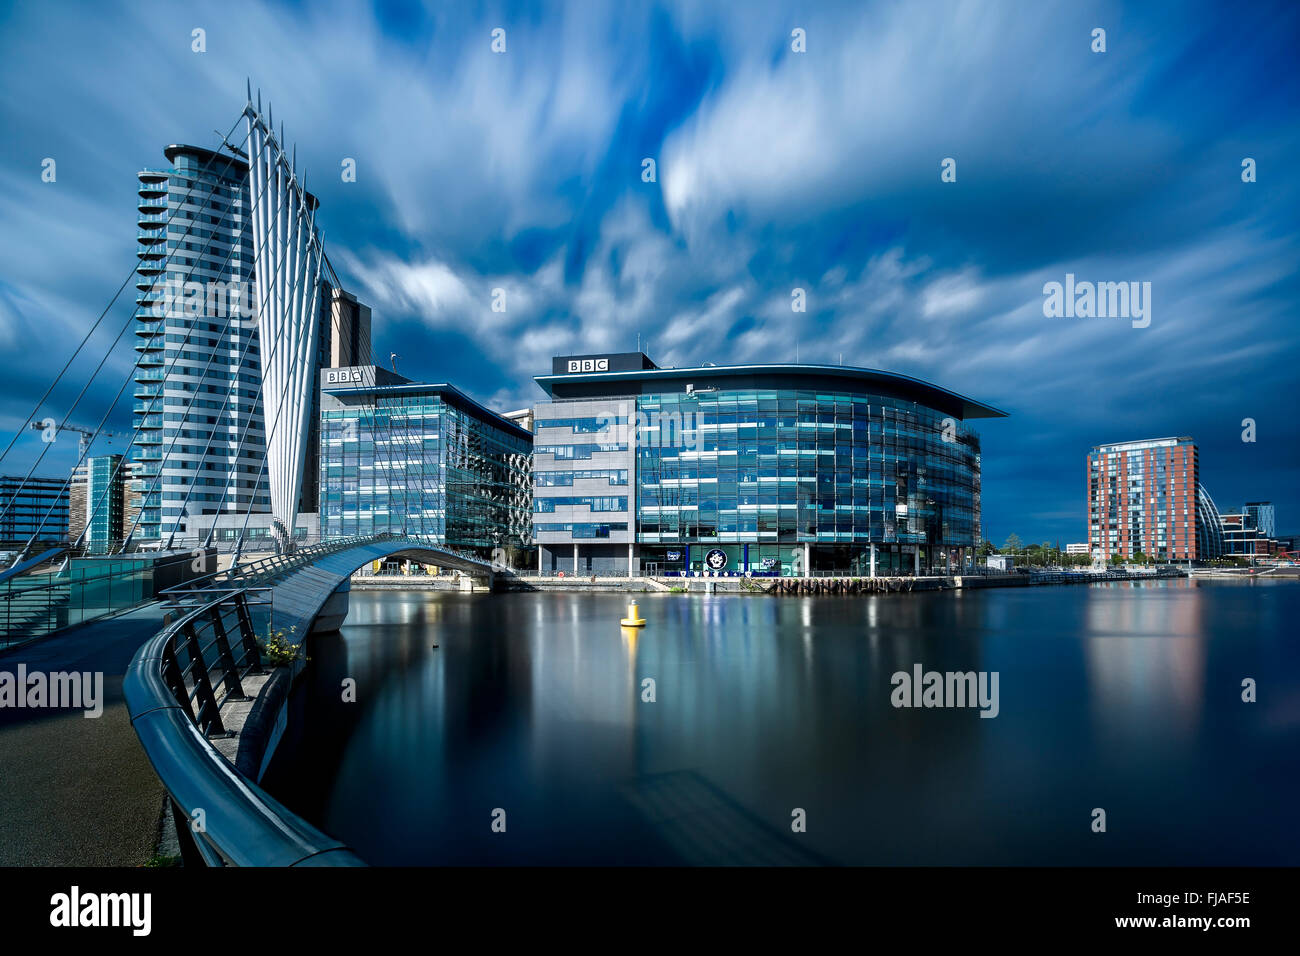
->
[[0, 0, 1297, 546]]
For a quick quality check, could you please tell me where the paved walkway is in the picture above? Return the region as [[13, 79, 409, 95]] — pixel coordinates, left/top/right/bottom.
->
[[0, 604, 167, 866], [0, 540, 433, 865]]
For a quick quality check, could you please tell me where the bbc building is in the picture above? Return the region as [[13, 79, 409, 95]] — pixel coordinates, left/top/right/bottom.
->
[[532, 353, 1005, 577], [318, 365, 533, 561]]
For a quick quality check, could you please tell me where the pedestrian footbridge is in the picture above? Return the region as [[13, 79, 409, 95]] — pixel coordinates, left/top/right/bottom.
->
[[123, 533, 499, 866]]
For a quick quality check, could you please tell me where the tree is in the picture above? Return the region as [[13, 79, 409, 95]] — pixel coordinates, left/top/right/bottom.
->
[[1001, 533, 1023, 554], [978, 539, 995, 557]]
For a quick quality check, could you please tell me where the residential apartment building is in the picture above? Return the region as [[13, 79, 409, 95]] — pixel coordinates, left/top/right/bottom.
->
[[1087, 437, 1225, 560]]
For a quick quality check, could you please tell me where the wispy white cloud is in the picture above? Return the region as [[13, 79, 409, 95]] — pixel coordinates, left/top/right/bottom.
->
[[0, 0, 1296, 540]]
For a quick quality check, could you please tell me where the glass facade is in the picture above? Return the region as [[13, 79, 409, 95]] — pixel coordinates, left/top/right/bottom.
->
[[0, 476, 69, 545], [634, 389, 981, 574], [320, 370, 532, 556], [532, 354, 1001, 576], [84, 456, 124, 553], [1244, 502, 1275, 538]]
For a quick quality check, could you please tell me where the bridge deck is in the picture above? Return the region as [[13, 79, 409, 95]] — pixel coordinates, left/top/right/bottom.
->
[[0, 536, 493, 865], [0, 603, 169, 865]]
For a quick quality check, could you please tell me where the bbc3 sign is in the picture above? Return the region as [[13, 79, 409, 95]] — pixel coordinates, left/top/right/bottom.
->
[[567, 359, 609, 373]]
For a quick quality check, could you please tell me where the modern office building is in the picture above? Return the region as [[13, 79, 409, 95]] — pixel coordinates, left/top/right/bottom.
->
[[1243, 501, 1275, 539], [130, 144, 366, 545], [1087, 436, 1227, 561], [1220, 510, 1276, 559], [70, 456, 114, 550], [0, 476, 69, 548], [532, 353, 1005, 576], [68, 455, 144, 553], [319, 365, 533, 561], [1065, 542, 1090, 555], [299, 285, 372, 518]]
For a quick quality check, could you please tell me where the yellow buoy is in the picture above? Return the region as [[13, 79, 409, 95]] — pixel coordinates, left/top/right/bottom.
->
[[620, 601, 646, 627]]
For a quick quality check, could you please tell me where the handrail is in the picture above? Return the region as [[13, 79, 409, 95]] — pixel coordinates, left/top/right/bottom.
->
[[123, 532, 497, 866], [168, 532, 495, 593], [125, 578, 365, 866], [157, 533, 398, 597]]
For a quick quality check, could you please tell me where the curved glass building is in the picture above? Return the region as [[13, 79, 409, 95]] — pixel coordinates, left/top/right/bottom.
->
[[532, 353, 1006, 576]]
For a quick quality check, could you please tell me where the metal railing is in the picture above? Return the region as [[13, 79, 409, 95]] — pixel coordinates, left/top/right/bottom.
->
[[1, 552, 170, 649], [124, 531, 497, 866], [138, 533, 416, 599], [1, 532, 496, 648], [126, 582, 364, 866]]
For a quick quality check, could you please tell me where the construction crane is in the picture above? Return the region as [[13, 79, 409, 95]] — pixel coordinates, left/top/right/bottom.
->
[[30, 421, 122, 460]]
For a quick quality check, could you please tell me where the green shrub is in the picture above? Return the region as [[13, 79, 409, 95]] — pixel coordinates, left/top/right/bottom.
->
[[260, 623, 305, 667]]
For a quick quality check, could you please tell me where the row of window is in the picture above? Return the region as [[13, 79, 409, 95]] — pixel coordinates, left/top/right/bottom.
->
[[534, 522, 628, 539], [534, 416, 625, 432], [535, 443, 628, 460], [535, 469, 628, 486], [533, 496, 627, 513]]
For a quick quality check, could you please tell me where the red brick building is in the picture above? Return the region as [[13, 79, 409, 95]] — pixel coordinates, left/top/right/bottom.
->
[[1088, 437, 1204, 560]]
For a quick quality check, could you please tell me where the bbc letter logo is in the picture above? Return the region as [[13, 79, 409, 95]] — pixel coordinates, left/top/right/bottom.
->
[[567, 359, 609, 373]]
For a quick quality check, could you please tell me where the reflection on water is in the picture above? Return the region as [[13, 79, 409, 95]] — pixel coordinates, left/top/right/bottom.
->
[[262, 579, 1300, 865], [1084, 584, 1207, 744]]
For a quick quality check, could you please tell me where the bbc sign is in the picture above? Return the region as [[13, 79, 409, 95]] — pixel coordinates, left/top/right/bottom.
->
[[567, 359, 609, 373], [325, 368, 365, 384]]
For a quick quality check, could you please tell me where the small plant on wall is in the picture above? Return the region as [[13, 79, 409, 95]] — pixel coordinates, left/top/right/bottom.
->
[[260, 623, 306, 667]]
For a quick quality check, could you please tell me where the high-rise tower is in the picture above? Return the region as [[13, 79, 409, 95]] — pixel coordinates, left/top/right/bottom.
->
[[131, 145, 266, 542]]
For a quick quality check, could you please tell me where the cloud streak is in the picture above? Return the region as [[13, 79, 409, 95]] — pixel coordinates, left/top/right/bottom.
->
[[0, 0, 1296, 542]]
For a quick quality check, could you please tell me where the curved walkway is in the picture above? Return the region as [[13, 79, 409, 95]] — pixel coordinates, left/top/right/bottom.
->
[[0, 536, 492, 865], [0, 603, 168, 866]]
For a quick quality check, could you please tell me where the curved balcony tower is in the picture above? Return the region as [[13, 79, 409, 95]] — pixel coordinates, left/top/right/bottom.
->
[[1197, 483, 1225, 560]]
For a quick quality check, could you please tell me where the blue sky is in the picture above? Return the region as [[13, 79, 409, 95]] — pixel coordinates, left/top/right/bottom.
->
[[0, 0, 1297, 545]]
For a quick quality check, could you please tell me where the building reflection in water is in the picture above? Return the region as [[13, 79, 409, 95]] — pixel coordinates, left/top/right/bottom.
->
[[1083, 581, 1207, 745], [263, 581, 1300, 866]]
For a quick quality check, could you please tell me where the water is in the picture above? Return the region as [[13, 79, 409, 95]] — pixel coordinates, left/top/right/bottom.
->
[[262, 579, 1300, 865]]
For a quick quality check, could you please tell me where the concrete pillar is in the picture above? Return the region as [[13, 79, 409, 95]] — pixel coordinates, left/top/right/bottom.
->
[[538, 545, 544, 573], [628, 542, 634, 576], [573, 542, 579, 574], [870, 543, 877, 578], [803, 541, 810, 579], [913, 546, 920, 576]]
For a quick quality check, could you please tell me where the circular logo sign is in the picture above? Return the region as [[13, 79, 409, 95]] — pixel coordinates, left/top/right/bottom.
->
[[705, 548, 728, 571]]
